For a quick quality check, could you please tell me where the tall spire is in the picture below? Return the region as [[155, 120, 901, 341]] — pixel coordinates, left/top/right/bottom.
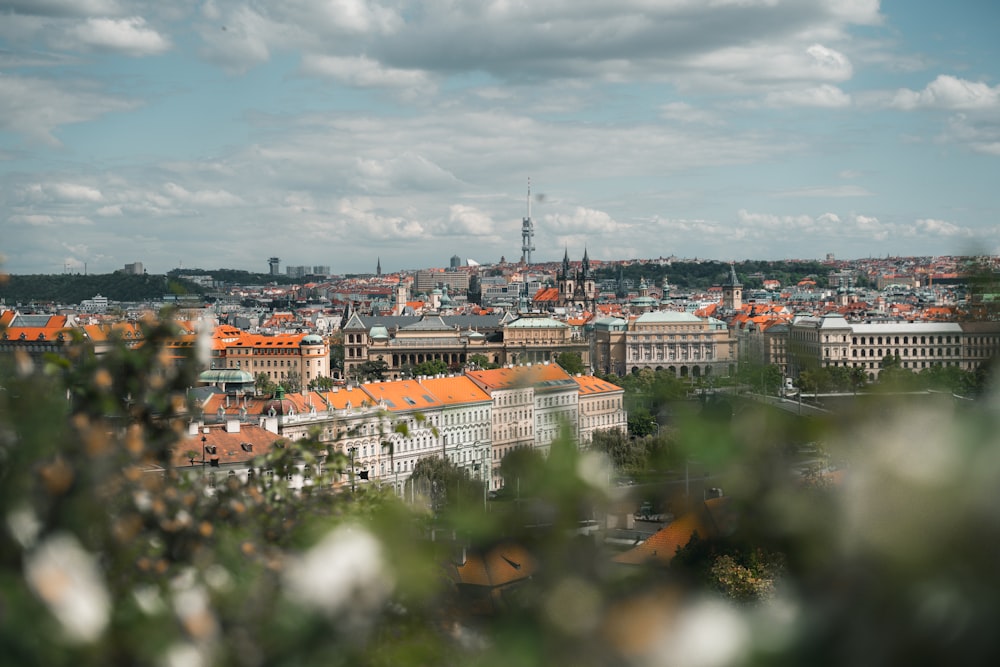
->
[[582, 247, 590, 279], [377, 257, 382, 277], [520, 178, 535, 265]]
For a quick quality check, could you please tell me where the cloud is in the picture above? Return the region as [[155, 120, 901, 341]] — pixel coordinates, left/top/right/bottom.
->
[[300, 54, 430, 89], [0, 0, 124, 18], [65, 16, 170, 56], [940, 113, 1000, 156], [913, 218, 972, 238], [447, 204, 495, 236], [162, 183, 243, 208], [772, 184, 873, 198], [0, 74, 138, 145], [660, 102, 724, 125], [763, 83, 851, 108], [889, 75, 1000, 111], [545, 207, 623, 234]]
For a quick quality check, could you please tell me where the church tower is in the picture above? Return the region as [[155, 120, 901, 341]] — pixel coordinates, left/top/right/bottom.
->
[[722, 263, 742, 312]]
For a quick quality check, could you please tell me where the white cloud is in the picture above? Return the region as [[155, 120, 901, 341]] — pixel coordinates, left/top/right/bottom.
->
[[66, 16, 171, 56], [447, 204, 495, 236], [660, 102, 724, 125], [763, 84, 851, 108], [0, 74, 137, 145], [889, 75, 1000, 111], [163, 182, 243, 207], [301, 55, 430, 89], [545, 207, 623, 234], [914, 218, 972, 238], [0, 0, 124, 18]]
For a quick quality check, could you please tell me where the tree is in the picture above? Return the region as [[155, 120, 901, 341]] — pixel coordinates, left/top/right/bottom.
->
[[354, 359, 388, 382], [628, 406, 658, 438], [409, 455, 481, 512], [412, 359, 449, 377], [279, 370, 302, 394], [556, 351, 584, 375], [255, 371, 277, 396], [467, 353, 498, 370], [592, 428, 646, 475], [308, 374, 338, 391], [499, 447, 545, 496]]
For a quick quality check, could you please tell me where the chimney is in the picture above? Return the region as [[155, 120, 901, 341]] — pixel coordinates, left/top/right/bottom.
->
[[188, 422, 199, 436], [226, 419, 240, 434]]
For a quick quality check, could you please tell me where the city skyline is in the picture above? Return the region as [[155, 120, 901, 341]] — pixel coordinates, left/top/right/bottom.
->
[[2, 1, 998, 275]]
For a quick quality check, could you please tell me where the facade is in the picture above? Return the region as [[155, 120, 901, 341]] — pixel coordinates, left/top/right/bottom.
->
[[556, 249, 597, 312], [787, 314, 1000, 381], [342, 312, 590, 381], [199, 364, 626, 494], [574, 375, 628, 446], [212, 326, 330, 392], [593, 311, 736, 379], [414, 270, 470, 293]]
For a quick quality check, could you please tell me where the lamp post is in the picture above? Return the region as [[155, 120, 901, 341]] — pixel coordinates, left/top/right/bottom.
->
[[349, 446, 357, 493], [201, 435, 207, 469]]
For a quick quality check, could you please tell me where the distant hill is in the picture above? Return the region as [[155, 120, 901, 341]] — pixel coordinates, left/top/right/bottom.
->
[[0, 273, 204, 306]]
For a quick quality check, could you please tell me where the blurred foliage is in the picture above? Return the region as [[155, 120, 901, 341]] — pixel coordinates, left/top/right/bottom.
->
[[5, 316, 1000, 666]]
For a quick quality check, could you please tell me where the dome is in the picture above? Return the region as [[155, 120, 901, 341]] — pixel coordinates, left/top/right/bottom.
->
[[300, 334, 324, 345]]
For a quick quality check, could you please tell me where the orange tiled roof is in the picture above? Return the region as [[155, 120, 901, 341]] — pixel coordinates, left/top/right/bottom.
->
[[418, 375, 491, 405], [466, 363, 574, 392], [453, 542, 536, 588], [360, 380, 443, 412], [574, 375, 624, 395], [533, 287, 560, 302], [613, 497, 732, 566], [172, 423, 283, 469]]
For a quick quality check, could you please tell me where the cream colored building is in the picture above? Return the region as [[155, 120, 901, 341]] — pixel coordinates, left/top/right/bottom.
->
[[593, 311, 736, 379]]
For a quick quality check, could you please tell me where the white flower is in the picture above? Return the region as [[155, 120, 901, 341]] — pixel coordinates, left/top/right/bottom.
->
[[283, 524, 393, 626], [24, 533, 110, 643]]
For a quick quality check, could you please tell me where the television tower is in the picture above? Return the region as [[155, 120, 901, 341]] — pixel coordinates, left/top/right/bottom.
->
[[520, 178, 535, 265]]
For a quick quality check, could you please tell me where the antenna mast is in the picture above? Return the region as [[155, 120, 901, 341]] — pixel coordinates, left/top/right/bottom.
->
[[520, 177, 535, 265]]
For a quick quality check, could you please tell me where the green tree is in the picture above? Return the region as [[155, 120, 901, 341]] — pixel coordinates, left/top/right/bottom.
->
[[499, 447, 545, 496], [412, 359, 449, 377], [409, 455, 482, 512], [628, 406, 658, 438], [355, 358, 388, 382], [255, 371, 277, 395], [556, 351, 585, 375], [308, 374, 338, 391]]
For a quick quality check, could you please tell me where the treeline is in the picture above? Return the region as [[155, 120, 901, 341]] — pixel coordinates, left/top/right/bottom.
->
[[595, 259, 855, 290], [0, 273, 204, 305], [166, 267, 304, 286]]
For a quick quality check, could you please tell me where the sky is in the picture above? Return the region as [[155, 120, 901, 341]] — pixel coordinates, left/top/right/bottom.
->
[[1, 0, 999, 276]]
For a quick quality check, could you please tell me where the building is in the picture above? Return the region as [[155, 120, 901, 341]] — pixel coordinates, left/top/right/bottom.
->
[[592, 311, 736, 379], [787, 314, 1000, 381], [123, 262, 144, 275], [574, 374, 628, 446], [206, 326, 330, 392], [414, 270, 470, 294], [268, 257, 280, 275]]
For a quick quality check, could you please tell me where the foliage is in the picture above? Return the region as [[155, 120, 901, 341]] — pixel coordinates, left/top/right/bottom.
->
[[354, 359, 388, 382], [627, 406, 658, 438], [0, 272, 204, 305], [499, 446, 546, 495], [555, 351, 584, 375], [411, 359, 449, 377], [308, 374, 339, 391], [467, 353, 498, 370], [278, 370, 302, 394], [255, 371, 277, 396], [408, 456, 482, 513], [737, 362, 783, 395]]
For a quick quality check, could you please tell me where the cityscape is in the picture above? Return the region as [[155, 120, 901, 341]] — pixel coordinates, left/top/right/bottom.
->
[[3, 1, 1000, 665]]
